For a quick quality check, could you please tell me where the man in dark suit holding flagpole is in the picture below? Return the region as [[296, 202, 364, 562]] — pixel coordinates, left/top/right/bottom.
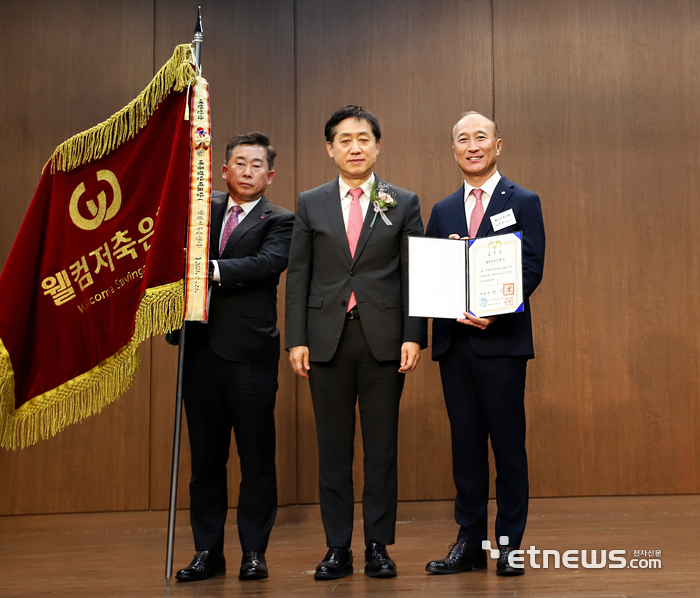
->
[[424, 112, 545, 577], [285, 106, 426, 580], [175, 132, 294, 582]]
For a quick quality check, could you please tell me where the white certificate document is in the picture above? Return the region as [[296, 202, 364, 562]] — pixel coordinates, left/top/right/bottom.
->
[[408, 237, 466, 319], [468, 232, 523, 317], [408, 233, 524, 319]]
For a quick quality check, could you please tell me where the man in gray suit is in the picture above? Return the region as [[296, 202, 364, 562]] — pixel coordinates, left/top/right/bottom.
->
[[285, 105, 426, 580]]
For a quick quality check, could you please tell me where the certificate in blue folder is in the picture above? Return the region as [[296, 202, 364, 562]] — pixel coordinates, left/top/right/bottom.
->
[[408, 232, 523, 319], [467, 232, 523, 318]]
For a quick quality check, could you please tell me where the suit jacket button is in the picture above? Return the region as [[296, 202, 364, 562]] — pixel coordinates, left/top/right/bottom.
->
[[350, 270, 355, 277], [341, 299, 347, 306]]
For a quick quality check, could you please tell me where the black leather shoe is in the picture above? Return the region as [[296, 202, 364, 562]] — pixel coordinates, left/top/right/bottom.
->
[[239, 551, 268, 580], [364, 541, 397, 578], [175, 551, 226, 582], [425, 540, 487, 574], [314, 546, 353, 580], [497, 545, 525, 576]]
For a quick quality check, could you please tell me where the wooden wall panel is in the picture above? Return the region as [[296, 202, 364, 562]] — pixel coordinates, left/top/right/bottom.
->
[[2, 0, 699, 517], [148, 337, 191, 510], [0, 0, 155, 514], [149, 0, 297, 509], [0, 350, 152, 515], [493, 0, 700, 496], [294, 0, 494, 503]]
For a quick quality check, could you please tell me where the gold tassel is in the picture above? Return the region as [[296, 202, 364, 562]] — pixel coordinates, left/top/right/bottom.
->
[[46, 45, 196, 174], [0, 280, 184, 450]]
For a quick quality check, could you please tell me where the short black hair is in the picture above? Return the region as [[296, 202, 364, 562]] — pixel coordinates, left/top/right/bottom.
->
[[324, 105, 381, 143], [224, 132, 276, 169]]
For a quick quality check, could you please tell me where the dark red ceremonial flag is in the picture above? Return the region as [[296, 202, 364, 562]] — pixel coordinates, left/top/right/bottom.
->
[[0, 45, 198, 449]]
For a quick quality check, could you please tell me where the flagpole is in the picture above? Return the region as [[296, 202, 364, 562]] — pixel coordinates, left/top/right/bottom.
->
[[165, 7, 203, 586], [193, 6, 203, 71], [165, 325, 187, 586]]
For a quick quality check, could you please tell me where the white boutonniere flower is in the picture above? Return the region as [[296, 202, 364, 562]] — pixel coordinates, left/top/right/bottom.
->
[[370, 182, 398, 228]]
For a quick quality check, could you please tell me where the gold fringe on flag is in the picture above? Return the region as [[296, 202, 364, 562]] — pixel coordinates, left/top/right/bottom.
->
[[47, 44, 196, 174], [0, 281, 184, 450]]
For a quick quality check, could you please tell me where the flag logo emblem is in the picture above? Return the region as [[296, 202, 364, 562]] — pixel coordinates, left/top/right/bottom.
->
[[69, 169, 122, 231]]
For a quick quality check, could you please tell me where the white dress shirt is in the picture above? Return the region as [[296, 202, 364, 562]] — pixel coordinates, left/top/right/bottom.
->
[[338, 173, 374, 230], [463, 170, 502, 226], [212, 196, 262, 282]]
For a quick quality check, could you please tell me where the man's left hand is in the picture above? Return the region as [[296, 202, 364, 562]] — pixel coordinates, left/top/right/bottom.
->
[[457, 313, 497, 330], [399, 342, 421, 373]]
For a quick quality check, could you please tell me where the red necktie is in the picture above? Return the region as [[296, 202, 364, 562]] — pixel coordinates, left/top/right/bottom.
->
[[468, 188, 484, 239], [346, 188, 363, 311], [220, 204, 243, 255]]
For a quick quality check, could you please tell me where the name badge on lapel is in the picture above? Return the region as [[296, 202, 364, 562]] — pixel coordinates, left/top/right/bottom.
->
[[490, 209, 516, 232]]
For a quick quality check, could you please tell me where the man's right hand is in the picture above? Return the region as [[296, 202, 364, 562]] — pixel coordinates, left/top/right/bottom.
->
[[289, 346, 311, 378]]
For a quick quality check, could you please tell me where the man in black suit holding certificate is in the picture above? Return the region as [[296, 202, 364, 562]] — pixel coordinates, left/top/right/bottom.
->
[[424, 112, 545, 576], [285, 106, 426, 580]]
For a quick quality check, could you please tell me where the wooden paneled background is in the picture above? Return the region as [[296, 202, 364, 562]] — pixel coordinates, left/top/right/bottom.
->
[[1, 0, 698, 515]]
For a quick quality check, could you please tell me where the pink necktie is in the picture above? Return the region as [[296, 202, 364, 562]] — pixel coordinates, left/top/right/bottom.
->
[[346, 188, 363, 311], [468, 188, 484, 239], [220, 204, 243, 255]]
